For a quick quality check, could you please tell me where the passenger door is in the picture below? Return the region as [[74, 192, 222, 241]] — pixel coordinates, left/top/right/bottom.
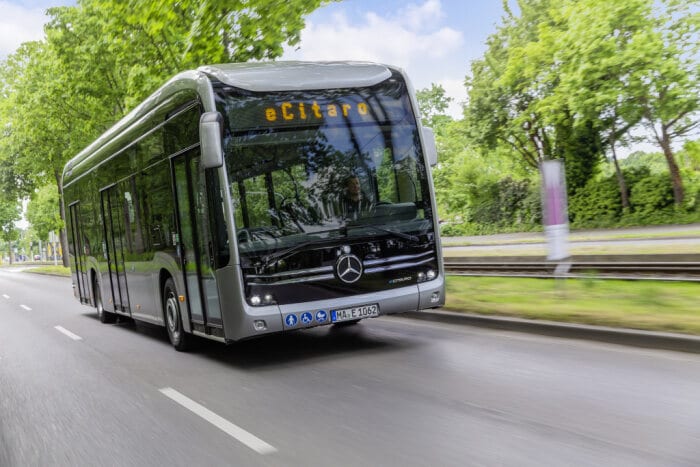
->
[[100, 185, 130, 313], [171, 149, 222, 328], [67, 202, 89, 304]]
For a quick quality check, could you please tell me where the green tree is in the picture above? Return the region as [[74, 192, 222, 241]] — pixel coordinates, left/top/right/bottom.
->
[[637, 0, 700, 206], [0, 0, 331, 266], [416, 83, 453, 130], [26, 184, 64, 242], [554, 0, 700, 208], [546, 0, 652, 211], [682, 140, 700, 171], [0, 41, 102, 266], [45, 0, 331, 108], [464, 0, 604, 194], [0, 198, 20, 264]]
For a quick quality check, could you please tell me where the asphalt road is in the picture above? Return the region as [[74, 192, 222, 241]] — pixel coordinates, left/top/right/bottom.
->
[[2, 270, 700, 466]]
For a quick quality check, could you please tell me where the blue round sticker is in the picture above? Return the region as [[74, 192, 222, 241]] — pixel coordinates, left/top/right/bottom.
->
[[285, 314, 298, 327], [316, 310, 328, 323], [300, 312, 313, 325]]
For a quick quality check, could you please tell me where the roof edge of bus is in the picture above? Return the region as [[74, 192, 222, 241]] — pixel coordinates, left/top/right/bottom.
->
[[197, 61, 394, 92], [63, 69, 211, 182], [62, 61, 401, 184]]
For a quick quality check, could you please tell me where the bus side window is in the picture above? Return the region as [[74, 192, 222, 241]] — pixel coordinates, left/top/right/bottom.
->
[[142, 161, 175, 253]]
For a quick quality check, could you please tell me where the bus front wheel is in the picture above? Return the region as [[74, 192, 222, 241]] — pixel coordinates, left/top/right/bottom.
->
[[163, 278, 193, 351]]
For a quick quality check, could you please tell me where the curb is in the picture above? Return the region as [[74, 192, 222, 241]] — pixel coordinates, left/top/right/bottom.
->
[[402, 310, 700, 354]]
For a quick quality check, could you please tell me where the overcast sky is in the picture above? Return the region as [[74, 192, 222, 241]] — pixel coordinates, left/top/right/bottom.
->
[[0, 0, 507, 119]]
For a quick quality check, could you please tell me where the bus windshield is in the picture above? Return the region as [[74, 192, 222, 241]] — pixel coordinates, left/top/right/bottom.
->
[[217, 76, 434, 260]]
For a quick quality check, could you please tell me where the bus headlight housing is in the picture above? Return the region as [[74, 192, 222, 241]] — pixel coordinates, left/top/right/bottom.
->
[[417, 269, 437, 283], [249, 293, 275, 306]]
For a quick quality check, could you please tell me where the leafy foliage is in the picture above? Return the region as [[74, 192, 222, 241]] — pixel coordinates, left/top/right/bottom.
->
[[26, 184, 64, 242], [444, 0, 699, 234], [464, 0, 605, 184], [416, 83, 454, 129], [0, 0, 330, 264], [630, 174, 675, 217]]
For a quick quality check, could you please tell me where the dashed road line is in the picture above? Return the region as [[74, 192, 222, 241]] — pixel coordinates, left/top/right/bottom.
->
[[159, 387, 277, 455], [20, 304, 32, 311], [2, 294, 9, 299], [54, 326, 83, 341]]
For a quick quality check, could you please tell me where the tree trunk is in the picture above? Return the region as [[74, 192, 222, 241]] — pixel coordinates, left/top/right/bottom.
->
[[658, 128, 685, 206], [55, 171, 70, 268], [609, 137, 629, 210]]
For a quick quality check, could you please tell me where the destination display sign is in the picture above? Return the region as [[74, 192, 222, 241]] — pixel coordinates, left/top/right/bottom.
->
[[264, 101, 371, 124], [223, 86, 412, 132]]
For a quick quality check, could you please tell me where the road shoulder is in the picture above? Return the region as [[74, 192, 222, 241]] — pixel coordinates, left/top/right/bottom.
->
[[402, 309, 700, 354]]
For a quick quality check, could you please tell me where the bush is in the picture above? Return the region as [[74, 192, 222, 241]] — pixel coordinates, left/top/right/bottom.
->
[[470, 177, 541, 228], [568, 167, 673, 228], [569, 175, 622, 227], [629, 173, 675, 216], [438, 162, 700, 236]]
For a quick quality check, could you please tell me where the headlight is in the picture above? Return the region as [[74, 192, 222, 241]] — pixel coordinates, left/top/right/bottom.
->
[[250, 293, 275, 306]]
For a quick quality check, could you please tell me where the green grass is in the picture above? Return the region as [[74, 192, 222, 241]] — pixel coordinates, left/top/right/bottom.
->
[[24, 265, 71, 277], [445, 276, 700, 335]]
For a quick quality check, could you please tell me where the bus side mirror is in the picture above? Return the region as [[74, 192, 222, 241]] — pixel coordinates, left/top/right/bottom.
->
[[200, 112, 224, 169], [422, 126, 438, 167]]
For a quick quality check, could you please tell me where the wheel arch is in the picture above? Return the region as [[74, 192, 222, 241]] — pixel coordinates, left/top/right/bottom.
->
[[158, 268, 192, 334]]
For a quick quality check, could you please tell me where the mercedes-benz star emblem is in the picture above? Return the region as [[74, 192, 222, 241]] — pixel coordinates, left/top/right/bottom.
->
[[335, 254, 363, 284]]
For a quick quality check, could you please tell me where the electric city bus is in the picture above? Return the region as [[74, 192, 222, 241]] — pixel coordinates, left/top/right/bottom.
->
[[62, 61, 445, 351]]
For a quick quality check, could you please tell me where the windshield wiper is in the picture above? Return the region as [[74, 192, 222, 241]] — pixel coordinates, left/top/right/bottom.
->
[[347, 224, 421, 244], [259, 236, 346, 271]]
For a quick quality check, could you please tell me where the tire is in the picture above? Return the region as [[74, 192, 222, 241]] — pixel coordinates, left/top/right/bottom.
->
[[163, 278, 193, 351], [94, 277, 115, 324]]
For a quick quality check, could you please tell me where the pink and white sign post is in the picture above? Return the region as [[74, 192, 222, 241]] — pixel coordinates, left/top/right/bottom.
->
[[540, 160, 570, 261]]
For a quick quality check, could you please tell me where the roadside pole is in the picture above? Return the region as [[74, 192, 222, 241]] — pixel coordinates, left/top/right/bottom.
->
[[49, 231, 58, 266], [540, 160, 571, 284]]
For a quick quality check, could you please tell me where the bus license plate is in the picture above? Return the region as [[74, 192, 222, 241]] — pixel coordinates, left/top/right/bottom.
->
[[331, 304, 379, 323]]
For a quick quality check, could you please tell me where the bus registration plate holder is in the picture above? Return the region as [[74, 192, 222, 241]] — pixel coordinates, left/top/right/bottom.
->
[[331, 304, 379, 323]]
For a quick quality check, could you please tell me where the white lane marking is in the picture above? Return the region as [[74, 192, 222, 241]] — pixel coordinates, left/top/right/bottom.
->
[[2, 294, 9, 299], [54, 326, 83, 341], [159, 387, 277, 455], [20, 304, 32, 311]]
